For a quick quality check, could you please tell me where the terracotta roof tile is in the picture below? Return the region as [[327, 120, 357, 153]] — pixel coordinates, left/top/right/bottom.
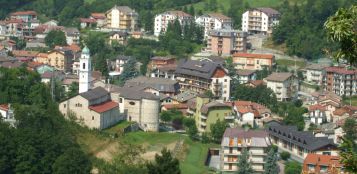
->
[[303, 154, 342, 172], [0, 104, 9, 111], [89, 101, 118, 113], [309, 104, 326, 112], [325, 66, 357, 75], [10, 11, 37, 16]]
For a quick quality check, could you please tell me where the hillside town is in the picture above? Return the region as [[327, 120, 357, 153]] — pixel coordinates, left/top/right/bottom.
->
[[0, 1, 356, 174]]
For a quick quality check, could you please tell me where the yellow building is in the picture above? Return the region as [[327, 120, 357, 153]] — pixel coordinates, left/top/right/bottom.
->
[[105, 5, 138, 31], [48, 47, 73, 72]]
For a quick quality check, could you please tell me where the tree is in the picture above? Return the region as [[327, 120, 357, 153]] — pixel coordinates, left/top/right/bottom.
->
[[187, 124, 198, 140], [146, 148, 180, 174], [160, 111, 172, 123], [342, 117, 357, 142], [324, 5, 357, 65], [117, 58, 139, 86], [264, 148, 279, 174], [237, 148, 254, 174], [210, 119, 227, 143], [280, 151, 291, 161], [285, 161, 302, 174], [45, 30, 67, 48], [67, 82, 79, 98], [52, 148, 91, 174]]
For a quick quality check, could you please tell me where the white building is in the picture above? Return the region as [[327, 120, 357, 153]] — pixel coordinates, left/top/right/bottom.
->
[[220, 128, 271, 173], [79, 46, 91, 93], [304, 64, 328, 85], [265, 72, 298, 101], [154, 11, 193, 36], [237, 69, 256, 84], [195, 13, 232, 39], [0, 104, 14, 120], [63, 27, 80, 45], [242, 8, 280, 35], [308, 104, 328, 125]]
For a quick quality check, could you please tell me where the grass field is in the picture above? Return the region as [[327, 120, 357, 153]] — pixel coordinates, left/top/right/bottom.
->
[[74, 121, 216, 174], [343, 96, 357, 106], [276, 59, 306, 69]]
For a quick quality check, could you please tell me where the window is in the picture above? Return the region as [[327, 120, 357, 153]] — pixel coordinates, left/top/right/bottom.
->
[[229, 147, 233, 153], [63, 104, 66, 108], [82, 63, 86, 69], [92, 116, 94, 120], [119, 98, 123, 103], [224, 79, 227, 82], [129, 101, 135, 105]]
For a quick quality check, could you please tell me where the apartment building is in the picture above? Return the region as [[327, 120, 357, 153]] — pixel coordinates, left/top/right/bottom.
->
[[304, 64, 329, 85], [9, 11, 39, 36], [242, 8, 280, 34], [233, 101, 271, 127], [47, 47, 73, 72], [175, 59, 231, 101], [105, 5, 138, 31], [308, 104, 328, 125], [220, 128, 271, 173], [206, 29, 247, 56], [265, 72, 298, 101], [324, 66, 357, 96], [195, 13, 233, 39], [267, 122, 338, 162], [187, 95, 233, 132], [154, 11, 193, 36], [232, 53, 274, 70], [303, 154, 348, 174]]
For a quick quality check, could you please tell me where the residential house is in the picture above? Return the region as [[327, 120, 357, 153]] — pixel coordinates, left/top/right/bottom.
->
[[109, 85, 160, 132], [109, 55, 133, 76], [108, 31, 128, 45], [220, 128, 271, 173], [332, 106, 357, 123], [232, 53, 275, 70], [105, 5, 138, 31], [0, 21, 7, 36], [59, 87, 123, 130], [0, 104, 14, 120], [303, 154, 348, 174], [265, 72, 298, 101], [311, 91, 342, 115], [242, 8, 280, 35], [10, 11, 37, 22], [80, 18, 97, 29], [175, 59, 231, 101], [12, 50, 39, 62], [304, 64, 328, 85], [233, 101, 271, 127], [267, 122, 338, 162], [187, 95, 234, 132], [324, 66, 357, 96], [151, 64, 177, 80], [63, 27, 80, 45], [26, 38, 47, 49], [206, 29, 247, 56], [9, 11, 38, 36], [237, 69, 256, 84], [90, 13, 106, 27], [195, 13, 233, 39], [245, 80, 266, 88], [48, 47, 73, 72], [154, 11, 193, 36], [44, 20, 58, 26], [4, 19, 23, 37], [171, 90, 197, 104], [130, 31, 142, 39], [41, 71, 64, 83], [309, 104, 328, 125], [34, 53, 49, 64]]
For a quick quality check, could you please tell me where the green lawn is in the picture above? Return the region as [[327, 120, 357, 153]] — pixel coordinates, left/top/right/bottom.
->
[[343, 96, 357, 106], [276, 59, 306, 69], [103, 121, 134, 134]]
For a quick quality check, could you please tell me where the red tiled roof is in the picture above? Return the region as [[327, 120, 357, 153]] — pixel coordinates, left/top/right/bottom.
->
[[12, 50, 39, 57], [303, 154, 342, 171], [325, 66, 357, 75], [234, 100, 271, 117], [0, 104, 9, 111], [5, 19, 24, 24], [91, 13, 106, 19], [27, 61, 43, 69], [309, 104, 326, 112], [247, 80, 265, 87], [233, 53, 274, 59], [89, 101, 118, 113], [80, 18, 96, 23], [37, 53, 48, 58], [10, 11, 37, 16]]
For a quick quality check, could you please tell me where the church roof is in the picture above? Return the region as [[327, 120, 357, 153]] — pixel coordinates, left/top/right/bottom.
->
[[82, 46, 90, 55]]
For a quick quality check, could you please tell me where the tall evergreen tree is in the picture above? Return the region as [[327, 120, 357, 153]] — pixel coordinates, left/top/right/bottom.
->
[[237, 148, 254, 174], [263, 148, 279, 174]]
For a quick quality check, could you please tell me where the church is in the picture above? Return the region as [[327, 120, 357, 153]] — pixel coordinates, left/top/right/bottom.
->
[[59, 46, 124, 130]]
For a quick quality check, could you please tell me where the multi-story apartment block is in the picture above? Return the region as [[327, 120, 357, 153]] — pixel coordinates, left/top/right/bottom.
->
[[324, 66, 357, 96], [304, 64, 329, 85], [105, 5, 138, 31], [175, 59, 231, 101], [267, 122, 338, 162], [265, 72, 298, 101], [232, 53, 274, 70], [242, 8, 280, 34], [195, 13, 233, 39], [308, 104, 328, 125], [9, 11, 39, 36], [187, 95, 233, 132], [154, 11, 193, 36], [220, 128, 271, 173], [206, 29, 247, 56]]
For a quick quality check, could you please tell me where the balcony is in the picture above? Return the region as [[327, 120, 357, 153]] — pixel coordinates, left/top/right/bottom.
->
[[200, 115, 207, 119], [250, 151, 266, 156], [225, 115, 235, 119]]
